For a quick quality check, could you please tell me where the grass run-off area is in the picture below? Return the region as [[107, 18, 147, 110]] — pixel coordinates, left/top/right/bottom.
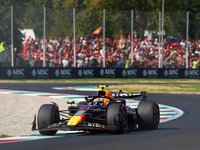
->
[[0, 134, 12, 138], [1, 78, 200, 94], [107, 83, 200, 94]]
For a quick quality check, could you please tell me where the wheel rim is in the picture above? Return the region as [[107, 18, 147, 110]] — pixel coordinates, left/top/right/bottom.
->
[[122, 110, 127, 128], [153, 105, 160, 128], [156, 106, 160, 124]]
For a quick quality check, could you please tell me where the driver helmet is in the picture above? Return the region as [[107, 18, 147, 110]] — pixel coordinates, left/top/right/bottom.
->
[[93, 98, 104, 106]]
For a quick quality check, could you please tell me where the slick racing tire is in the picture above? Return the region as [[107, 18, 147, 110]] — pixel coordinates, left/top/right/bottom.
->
[[137, 101, 160, 130], [106, 103, 128, 134], [77, 101, 87, 106], [38, 104, 60, 135]]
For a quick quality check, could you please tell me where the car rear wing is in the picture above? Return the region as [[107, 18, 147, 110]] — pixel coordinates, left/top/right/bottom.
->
[[112, 91, 147, 101]]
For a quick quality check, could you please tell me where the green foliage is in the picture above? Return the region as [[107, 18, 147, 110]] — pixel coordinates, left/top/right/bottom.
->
[[46, 8, 74, 38], [25, 0, 53, 8], [15, 7, 44, 38], [1, 0, 200, 52], [76, 9, 103, 38], [0, 6, 23, 51], [164, 12, 187, 38], [111, 11, 131, 38], [0, 133, 12, 138]]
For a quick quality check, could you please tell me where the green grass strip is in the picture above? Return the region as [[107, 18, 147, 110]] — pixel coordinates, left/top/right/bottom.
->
[[0, 134, 13, 138], [63, 97, 85, 99]]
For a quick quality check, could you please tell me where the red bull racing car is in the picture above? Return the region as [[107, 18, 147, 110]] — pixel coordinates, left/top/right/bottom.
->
[[32, 85, 160, 135]]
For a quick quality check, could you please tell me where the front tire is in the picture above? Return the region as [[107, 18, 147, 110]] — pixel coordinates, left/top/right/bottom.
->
[[38, 104, 60, 135], [106, 103, 128, 134], [137, 101, 160, 130]]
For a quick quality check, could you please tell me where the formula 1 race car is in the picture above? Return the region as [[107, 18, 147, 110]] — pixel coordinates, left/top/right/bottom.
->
[[32, 85, 160, 135]]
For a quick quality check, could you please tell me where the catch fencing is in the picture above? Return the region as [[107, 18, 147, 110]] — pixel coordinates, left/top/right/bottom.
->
[[0, 6, 199, 68]]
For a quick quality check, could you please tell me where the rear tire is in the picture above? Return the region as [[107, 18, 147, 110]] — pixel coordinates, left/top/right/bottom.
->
[[137, 101, 160, 130], [106, 103, 128, 134], [38, 104, 60, 135]]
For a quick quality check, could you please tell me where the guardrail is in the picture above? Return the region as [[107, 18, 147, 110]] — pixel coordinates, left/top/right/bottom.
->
[[1, 67, 199, 79]]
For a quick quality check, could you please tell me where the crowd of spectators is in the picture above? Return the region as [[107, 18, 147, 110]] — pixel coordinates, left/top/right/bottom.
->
[[12, 35, 200, 69]]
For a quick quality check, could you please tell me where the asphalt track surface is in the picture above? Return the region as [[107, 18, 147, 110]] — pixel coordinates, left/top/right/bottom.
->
[[1, 82, 200, 150]]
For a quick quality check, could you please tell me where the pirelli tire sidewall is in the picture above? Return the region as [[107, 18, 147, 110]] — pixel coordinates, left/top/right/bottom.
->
[[137, 101, 160, 130], [106, 103, 128, 134], [37, 104, 60, 135]]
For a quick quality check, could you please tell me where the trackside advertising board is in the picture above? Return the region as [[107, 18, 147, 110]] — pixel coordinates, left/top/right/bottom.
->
[[0, 67, 199, 79]]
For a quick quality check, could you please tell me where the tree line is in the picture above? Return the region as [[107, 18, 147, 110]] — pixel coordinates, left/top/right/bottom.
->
[[0, 0, 200, 51]]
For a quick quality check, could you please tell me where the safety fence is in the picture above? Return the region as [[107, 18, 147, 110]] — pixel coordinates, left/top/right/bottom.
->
[[0, 6, 199, 68], [1, 67, 199, 79]]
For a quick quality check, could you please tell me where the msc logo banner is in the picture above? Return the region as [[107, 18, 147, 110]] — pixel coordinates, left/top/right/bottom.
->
[[1, 67, 200, 79]]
